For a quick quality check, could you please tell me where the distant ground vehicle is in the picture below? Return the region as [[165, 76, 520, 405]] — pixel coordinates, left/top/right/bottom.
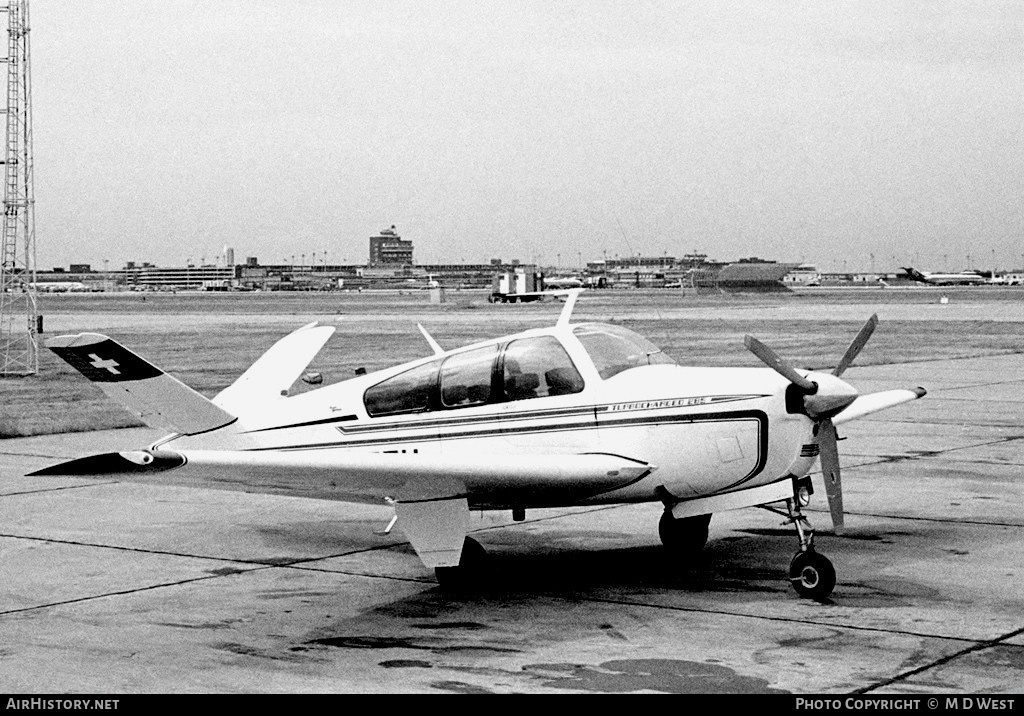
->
[[490, 269, 555, 303]]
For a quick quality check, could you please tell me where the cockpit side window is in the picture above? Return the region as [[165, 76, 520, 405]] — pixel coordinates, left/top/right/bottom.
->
[[363, 360, 439, 417], [502, 336, 584, 401], [573, 323, 675, 379], [363, 336, 586, 416], [440, 345, 498, 408]]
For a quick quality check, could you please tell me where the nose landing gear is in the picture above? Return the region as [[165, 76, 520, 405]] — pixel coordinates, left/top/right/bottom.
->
[[783, 487, 836, 601]]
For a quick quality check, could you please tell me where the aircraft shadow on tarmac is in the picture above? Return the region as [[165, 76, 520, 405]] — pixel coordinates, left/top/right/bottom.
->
[[408, 540, 788, 597]]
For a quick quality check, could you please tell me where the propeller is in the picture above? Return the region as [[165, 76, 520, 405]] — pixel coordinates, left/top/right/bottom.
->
[[744, 314, 879, 534], [832, 313, 877, 378], [816, 417, 844, 532], [743, 336, 817, 393]]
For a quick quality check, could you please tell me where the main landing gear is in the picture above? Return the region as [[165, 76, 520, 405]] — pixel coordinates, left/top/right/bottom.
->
[[434, 537, 487, 591], [658, 511, 712, 555]]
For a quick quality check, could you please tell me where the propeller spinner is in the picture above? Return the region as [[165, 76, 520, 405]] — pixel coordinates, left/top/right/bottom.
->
[[744, 314, 879, 534]]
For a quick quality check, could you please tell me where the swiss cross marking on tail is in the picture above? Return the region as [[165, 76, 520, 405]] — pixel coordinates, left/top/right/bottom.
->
[[88, 353, 121, 375]]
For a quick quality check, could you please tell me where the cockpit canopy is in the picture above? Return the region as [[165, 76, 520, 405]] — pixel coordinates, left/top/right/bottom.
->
[[364, 334, 585, 417], [362, 323, 674, 418]]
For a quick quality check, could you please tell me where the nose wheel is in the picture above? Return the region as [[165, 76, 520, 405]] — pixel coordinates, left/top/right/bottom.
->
[[789, 549, 836, 601]]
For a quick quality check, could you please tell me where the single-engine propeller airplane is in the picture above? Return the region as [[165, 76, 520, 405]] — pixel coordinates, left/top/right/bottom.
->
[[33, 290, 925, 600]]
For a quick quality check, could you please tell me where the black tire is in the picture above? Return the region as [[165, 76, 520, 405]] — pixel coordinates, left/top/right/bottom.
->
[[789, 550, 836, 601], [659, 512, 711, 553], [434, 537, 487, 591], [459, 536, 487, 568]]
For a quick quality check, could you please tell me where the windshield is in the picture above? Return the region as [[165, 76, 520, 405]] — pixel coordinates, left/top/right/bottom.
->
[[573, 323, 675, 379]]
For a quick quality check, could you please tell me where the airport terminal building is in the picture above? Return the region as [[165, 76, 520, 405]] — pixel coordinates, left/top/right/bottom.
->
[[39, 226, 999, 292]]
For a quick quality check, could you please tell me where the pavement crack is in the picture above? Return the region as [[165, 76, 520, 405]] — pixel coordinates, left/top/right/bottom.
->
[[0, 480, 119, 497], [580, 595, 998, 647], [853, 624, 1024, 694], [0, 573, 239, 617]]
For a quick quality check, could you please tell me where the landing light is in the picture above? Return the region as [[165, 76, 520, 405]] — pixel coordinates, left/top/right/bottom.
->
[[797, 485, 812, 507]]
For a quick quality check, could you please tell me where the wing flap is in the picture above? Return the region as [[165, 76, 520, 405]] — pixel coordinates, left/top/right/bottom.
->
[[30, 449, 655, 506]]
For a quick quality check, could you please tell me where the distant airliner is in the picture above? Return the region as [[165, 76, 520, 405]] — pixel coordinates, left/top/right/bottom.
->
[[543, 276, 584, 290], [31, 281, 89, 293], [900, 267, 987, 286]]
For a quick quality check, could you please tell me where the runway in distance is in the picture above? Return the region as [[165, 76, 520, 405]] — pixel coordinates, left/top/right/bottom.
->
[[900, 266, 988, 286], [34, 290, 926, 600]]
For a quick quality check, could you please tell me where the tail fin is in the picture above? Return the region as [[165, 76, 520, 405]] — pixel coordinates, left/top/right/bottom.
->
[[900, 267, 929, 283], [47, 333, 236, 435], [213, 322, 335, 413]]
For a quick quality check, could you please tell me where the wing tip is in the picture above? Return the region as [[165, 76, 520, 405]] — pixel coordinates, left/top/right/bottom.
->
[[45, 332, 109, 350], [28, 450, 185, 477]]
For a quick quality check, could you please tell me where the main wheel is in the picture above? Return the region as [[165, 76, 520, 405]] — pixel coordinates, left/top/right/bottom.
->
[[659, 512, 712, 554], [434, 537, 487, 591], [789, 550, 836, 601]]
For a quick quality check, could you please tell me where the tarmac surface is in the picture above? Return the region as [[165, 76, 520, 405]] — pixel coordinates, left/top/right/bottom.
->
[[1, 334, 1023, 693]]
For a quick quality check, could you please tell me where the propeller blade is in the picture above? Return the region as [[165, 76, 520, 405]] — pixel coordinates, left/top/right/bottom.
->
[[833, 314, 878, 377], [743, 335, 817, 392], [817, 419, 844, 534]]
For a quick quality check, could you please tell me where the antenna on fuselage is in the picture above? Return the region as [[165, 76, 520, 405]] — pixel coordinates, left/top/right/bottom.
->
[[417, 323, 444, 355], [556, 288, 584, 328]]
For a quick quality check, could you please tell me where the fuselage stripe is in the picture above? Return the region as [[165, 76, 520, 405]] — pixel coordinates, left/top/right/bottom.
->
[[251, 393, 768, 436], [246, 409, 770, 458]]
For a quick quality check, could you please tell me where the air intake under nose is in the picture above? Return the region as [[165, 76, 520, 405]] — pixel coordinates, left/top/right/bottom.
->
[[800, 443, 820, 458]]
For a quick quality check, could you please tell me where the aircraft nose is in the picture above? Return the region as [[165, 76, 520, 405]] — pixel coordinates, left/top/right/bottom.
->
[[802, 373, 858, 419]]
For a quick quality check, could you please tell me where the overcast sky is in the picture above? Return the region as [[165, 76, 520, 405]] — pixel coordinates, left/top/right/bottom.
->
[[30, 1, 1024, 272]]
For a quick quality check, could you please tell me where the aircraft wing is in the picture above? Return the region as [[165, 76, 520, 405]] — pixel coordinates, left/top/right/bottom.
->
[[29, 449, 655, 507], [832, 387, 927, 426]]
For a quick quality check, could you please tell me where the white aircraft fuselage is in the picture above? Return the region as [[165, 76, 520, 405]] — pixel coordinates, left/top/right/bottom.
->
[[161, 326, 808, 510]]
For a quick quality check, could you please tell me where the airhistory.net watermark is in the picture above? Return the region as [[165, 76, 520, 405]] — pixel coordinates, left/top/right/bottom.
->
[[5, 700, 118, 711]]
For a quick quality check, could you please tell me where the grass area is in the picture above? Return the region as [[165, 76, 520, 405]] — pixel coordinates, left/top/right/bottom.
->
[[2, 287, 1021, 437]]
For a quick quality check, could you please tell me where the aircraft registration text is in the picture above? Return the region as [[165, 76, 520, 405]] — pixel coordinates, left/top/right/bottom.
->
[[608, 396, 758, 412]]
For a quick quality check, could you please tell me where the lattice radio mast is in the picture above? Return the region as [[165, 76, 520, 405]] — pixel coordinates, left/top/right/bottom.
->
[[0, 0, 36, 376]]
